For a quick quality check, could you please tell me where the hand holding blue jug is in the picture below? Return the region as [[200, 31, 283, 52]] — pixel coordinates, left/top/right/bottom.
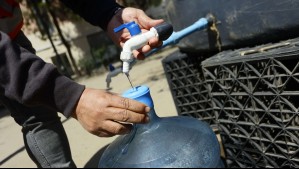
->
[[98, 85, 224, 168]]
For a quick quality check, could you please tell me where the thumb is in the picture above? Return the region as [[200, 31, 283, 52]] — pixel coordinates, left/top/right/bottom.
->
[[138, 11, 164, 29], [148, 19, 165, 28]]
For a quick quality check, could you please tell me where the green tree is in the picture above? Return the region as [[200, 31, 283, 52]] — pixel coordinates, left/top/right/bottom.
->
[[20, 0, 81, 77]]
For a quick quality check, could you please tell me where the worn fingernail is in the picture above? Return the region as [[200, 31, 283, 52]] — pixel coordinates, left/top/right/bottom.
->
[[145, 107, 151, 113]]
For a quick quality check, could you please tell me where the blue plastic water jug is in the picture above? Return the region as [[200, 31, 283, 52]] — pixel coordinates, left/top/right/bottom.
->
[[98, 86, 224, 168]]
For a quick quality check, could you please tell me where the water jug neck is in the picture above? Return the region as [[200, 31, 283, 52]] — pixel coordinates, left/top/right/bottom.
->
[[135, 108, 159, 131], [122, 86, 160, 127], [122, 85, 153, 106]]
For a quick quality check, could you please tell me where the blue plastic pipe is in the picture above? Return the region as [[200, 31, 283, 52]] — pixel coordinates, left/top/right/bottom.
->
[[106, 17, 211, 89], [145, 18, 209, 57]]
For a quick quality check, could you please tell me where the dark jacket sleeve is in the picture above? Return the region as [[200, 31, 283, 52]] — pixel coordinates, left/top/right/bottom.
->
[[61, 0, 123, 30], [0, 32, 85, 117]]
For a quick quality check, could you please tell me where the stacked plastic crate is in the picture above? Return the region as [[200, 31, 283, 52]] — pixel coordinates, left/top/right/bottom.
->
[[162, 51, 215, 125], [201, 38, 299, 168], [162, 38, 299, 167]]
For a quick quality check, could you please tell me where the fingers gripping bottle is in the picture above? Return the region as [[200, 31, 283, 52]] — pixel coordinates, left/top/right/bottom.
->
[[98, 85, 224, 168]]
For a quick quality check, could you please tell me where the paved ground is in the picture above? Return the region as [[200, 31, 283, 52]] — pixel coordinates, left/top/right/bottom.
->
[[0, 47, 178, 168]]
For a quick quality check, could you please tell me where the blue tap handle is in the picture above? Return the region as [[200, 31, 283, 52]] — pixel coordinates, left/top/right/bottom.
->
[[114, 21, 141, 36], [108, 64, 115, 72]]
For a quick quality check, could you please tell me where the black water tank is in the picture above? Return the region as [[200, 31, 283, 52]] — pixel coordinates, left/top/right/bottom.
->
[[165, 0, 299, 54]]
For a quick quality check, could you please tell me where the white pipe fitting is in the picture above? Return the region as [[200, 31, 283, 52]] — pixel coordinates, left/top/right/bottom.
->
[[121, 28, 158, 73]]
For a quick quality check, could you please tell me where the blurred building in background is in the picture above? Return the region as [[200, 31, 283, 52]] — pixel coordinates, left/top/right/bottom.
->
[[20, 0, 168, 78]]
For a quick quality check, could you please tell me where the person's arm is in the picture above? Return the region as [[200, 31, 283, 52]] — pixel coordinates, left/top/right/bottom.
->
[[0, 31, 85, 117], [0, 31, 149, 137], [60, 0, 164, 59], [57, 1, 165, 137], [60, 0, 123, 30]]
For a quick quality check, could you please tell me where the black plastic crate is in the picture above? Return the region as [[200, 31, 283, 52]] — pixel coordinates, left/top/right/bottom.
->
[[202, 38, 299, 168], [162, 51, 215, 125]]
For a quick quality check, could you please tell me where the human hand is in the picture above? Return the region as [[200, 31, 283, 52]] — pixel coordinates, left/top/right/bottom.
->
[[106, 7, 164, 60], [72, 88, 150, 137]]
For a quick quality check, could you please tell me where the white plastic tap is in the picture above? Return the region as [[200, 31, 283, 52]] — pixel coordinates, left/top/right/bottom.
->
[[121, 28, 158, 73], [114, 22, 159, 74]]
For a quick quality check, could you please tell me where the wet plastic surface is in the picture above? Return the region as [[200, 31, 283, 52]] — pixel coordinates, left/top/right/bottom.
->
[[98, 86, 223, 168]]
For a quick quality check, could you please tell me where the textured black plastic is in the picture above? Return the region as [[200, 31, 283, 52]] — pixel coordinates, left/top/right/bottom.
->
[[202, 38, 299, 168], [162, 51, 215, 125], [163, 37, 299, 168], [154, 22, 173, 41]]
